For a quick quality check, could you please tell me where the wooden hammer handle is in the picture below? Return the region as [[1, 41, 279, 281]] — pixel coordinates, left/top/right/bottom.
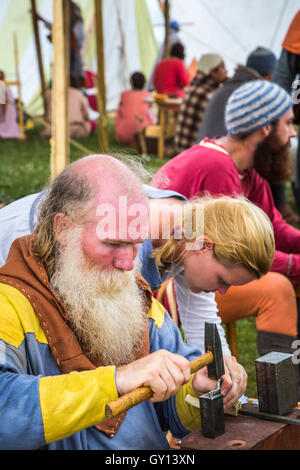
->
[[105, 350, 214, 419]]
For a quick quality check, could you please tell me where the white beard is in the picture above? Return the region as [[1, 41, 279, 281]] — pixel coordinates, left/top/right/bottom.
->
[[50, 226, 147, 366]]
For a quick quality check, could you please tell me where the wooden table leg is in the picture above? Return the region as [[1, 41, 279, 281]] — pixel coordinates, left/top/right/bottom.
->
[[158, 108, 166, 160]]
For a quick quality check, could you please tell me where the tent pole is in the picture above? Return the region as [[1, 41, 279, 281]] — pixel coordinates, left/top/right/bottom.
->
[[30, 0, 47, 116], [50, 0, 70, 179], [94, 0, 109, 154], [164, 0, 170, 58], [13, 33, 26, 141]]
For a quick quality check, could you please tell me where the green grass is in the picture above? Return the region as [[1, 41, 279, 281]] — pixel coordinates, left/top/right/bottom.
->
[[0, 119, 298, 400], [0, 119, 164, 203], [227, 318, 259, 398]]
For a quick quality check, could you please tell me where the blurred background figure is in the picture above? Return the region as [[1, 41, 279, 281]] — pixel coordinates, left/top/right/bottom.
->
[[114, 71, 156, 147], [40, 76, 96, 139], [0, 70, 20, 139], [35, 0, 85, 87], [148, 19, 183, 92], [198, 46, 277, 141], [153, 42, 190, 98], [174, 53, 228, 153]]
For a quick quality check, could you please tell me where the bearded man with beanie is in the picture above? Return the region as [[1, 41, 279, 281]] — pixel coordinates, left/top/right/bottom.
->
[[151, 80, 300, 358], [197, 47, 299, 224]]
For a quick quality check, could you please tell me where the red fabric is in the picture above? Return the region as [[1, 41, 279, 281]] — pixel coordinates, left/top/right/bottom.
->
[[153, 57, 190, 98], [282, 10, 300, 54], [84, 68, 98, 111], [115, 90, 155, 146], [151, 139, 300, 279]]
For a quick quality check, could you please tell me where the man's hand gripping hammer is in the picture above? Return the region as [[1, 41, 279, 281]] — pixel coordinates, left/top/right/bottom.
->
[[105, 322, 225, 436]]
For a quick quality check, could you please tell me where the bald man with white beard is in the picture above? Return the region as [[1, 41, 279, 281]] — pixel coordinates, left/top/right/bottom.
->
[[0, 154, 241, 450]]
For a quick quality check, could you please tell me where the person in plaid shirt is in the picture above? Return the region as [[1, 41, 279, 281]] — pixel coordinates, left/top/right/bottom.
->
[[174, 54, 228, 153]]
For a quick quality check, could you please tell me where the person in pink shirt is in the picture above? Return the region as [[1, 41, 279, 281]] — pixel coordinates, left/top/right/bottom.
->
[[40, 76, 96, 139], [153, 43, 190, 98], [0, 71, 20, 139], [115, 72, 156, 146], [151, 79, 300, 358]]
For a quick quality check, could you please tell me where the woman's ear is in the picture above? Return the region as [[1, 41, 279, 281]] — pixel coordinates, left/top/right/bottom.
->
[[203, 237, 214, 251], [186, 236, 214, 253], [53, 213, 73, 245]]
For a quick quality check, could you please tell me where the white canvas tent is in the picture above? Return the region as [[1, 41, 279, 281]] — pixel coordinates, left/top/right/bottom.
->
[[0, 0, 158, 114], [147, 0, 300, 76], [1, 0, 299, 114]]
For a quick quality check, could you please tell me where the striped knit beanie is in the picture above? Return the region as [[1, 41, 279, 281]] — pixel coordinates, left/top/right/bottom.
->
[[225, 80, 293, 136]]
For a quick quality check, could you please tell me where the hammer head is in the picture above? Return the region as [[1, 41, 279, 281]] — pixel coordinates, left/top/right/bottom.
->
[[205, 323, 225, 380]]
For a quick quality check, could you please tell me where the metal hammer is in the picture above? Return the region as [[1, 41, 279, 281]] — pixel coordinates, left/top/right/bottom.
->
[[199, 323, 225, 438], [105, 323, 225, 423]]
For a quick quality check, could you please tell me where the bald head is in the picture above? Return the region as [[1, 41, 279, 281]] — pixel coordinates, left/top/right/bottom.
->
[[34, 154, 149, 276], [71, 154, 148, 208]]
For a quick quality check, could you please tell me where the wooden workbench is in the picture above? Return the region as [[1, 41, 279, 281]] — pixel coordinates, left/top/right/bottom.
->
[[180, 403, 300, 450]]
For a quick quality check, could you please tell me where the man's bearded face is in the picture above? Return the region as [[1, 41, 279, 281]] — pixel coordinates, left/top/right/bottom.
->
[[50, 225, 147, 366], [253, 122, 293, 184]]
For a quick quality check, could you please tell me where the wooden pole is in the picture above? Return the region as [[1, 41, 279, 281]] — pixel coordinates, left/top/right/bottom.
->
[[30, 0, 47, 116], [163, 0, 170, 58], [13, 33, 26, 141], [94, 0, 109, 153], [51, 0, 70, 179]]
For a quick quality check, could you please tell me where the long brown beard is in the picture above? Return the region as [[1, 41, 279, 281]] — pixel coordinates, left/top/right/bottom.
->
[[50, 226, 147, 366], [253, 127, 292, 184]]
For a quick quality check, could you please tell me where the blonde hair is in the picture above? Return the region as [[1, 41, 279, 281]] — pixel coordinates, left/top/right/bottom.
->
[[152, 195, 275, 278]]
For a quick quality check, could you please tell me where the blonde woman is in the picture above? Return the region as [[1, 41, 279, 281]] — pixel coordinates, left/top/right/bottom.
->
[[140, 189, 297, 380]]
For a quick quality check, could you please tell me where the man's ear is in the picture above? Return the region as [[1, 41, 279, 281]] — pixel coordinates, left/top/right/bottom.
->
[[53, 213, 73, 245], [260, 124, 272, 137]]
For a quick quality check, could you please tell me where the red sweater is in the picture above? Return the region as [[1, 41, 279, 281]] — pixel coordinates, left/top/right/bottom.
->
[[151, 139, 300, 279], [153, 57, 190, 98]]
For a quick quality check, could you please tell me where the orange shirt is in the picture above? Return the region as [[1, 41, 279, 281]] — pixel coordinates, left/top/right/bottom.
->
[[282, 10, 300, 54]]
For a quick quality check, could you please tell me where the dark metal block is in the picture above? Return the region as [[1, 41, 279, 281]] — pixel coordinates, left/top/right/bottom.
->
[[199, 389, 225, 438], [204, 322, 225, 380], [255, 352, 298, 415]]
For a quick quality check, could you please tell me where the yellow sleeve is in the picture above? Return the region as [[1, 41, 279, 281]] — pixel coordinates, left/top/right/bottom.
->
[[39, 366, 118, 443], [0, 283, 119, 444], [175, 374, 202, 431]]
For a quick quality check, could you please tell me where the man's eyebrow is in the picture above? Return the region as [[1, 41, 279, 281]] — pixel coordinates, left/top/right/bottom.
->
[[102, 239, 147, 245]]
